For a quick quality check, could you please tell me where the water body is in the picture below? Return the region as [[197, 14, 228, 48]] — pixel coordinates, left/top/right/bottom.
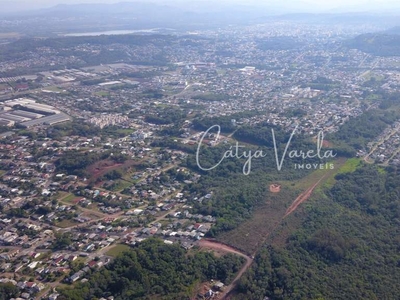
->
[[62, 29, 164, 37]]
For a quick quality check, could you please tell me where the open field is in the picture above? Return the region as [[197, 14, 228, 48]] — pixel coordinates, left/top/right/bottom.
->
[[0, 32, 21, 38], [217, 187, 297, 255], [81, 211, 104, 220], [59, 193, 78, 204], [86, 159, 123, 183], [95, 91, 110, 97], [263, 157, 361, 248], [106, 244, 132, 257], [56, 219, 79, 228], [336, 157, 362, 174], [217, 158, 347, 255], [85, 159, 135, 185], [208, 158, 360, 298], [107, 179, 133, 192], [322, 157, 359, 189]]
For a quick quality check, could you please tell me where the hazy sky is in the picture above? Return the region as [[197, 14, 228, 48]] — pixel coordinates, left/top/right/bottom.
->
[[1, 0, 400, 13]]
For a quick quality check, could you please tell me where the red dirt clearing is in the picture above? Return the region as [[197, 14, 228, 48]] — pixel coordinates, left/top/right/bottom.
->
[[87, 160, 122, 181], [322, 140, 333, 147], [86, 159, 139, 184], [199, 239, 251, 259], [269, 183, 281, 193]]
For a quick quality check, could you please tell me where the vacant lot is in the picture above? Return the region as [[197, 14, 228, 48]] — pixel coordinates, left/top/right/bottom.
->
[[86, 158, 140, 186], [106, 244, 132, 257], [217, 158, 348, 255]]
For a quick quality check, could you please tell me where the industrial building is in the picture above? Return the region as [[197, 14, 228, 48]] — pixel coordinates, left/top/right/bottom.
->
[[0, 113, 30, 123], [0, 118, 14, 127], [0, 98, 71, 128], [20, 113, 71, 128], [11, 110, 44, 119], [4, 98, 60, 115]]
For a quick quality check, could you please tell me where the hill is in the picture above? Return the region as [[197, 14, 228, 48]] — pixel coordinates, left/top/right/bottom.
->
[[346, 32, 400, 56]]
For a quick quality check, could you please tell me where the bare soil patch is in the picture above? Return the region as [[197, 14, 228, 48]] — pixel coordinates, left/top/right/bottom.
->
[[269, 183, 281, 193], [86, 159, 138, 184]]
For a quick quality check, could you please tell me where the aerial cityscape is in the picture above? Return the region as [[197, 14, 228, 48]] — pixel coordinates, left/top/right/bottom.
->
[[0, 1, 400, 300]]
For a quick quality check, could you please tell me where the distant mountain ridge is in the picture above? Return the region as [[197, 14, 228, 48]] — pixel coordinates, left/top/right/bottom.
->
[[385, 26, 400, 35], [347, 30, 400, 56], [1, 2, 400, 36]]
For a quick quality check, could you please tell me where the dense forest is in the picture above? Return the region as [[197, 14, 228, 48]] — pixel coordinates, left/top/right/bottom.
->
[[0, 283, 19, 300], [329, 109, 398, 151], [144, 107, 187, 125], [234, 164, 400, 299], [58, 238, 245, 300], [46, 120, 100, 139], [55, 150, 127, 177]]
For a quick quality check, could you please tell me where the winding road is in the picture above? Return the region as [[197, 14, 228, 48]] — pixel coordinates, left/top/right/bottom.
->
[[198, 239, 253, 299], [198, 172, 330, 299]]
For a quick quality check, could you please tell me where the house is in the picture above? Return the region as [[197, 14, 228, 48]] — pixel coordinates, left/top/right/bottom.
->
[[30, 252, 40, 259], [49, 293, 59, 300], [193, 223, 203, 230], [17, 281, 26, 289], [87, 260, 98, 268], [53, 256, 64, 266], [68, 255, 77, 262], [69, 271, 83, 282], [213, 281, 224, 291], [181, 242, 193, 250]]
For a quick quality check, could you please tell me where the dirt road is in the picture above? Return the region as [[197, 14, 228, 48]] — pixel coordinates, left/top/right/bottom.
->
[[283, 175, 326, 218], [199, 170, 332, 299], [198, 239, 253, 299]]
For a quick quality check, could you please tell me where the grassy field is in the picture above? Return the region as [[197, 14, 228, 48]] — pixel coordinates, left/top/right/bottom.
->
[[60, 193, 78, 204], [95, 91, 110, 97], [217, 186, 298, 255], [362, 71, 385, 82], [322, 157, 360, 189], [266, 157, 365, 248], [106, 244, 132, 257], [56, 219, 78, 228], [108, 179, 133, 192], [34, 252, 51, 261], [337, 157, 361, 174], [82, 211, 103, 220], [74, 257, 87, 265], [280, 158, 347, 191]]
